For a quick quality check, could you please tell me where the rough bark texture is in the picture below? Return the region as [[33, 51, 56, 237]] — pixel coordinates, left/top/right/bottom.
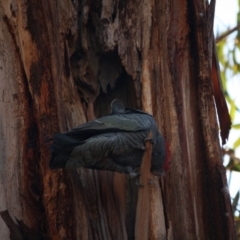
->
[[0, 0, 235, 240]]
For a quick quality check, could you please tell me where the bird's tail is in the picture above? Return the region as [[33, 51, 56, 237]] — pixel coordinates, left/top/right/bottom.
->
[[49, 133, 82, 169]]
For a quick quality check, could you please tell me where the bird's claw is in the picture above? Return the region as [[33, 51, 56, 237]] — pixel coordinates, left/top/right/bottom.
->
[[128, 172, 140, 179], [127, 170, 143, 187], [144, 138, 155, 144], [127, 166, 140, 179]]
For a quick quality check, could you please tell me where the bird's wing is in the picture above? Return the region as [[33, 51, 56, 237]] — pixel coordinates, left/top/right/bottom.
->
[[96, 114, 151, 131], [124, 108, 152, 116], [65, 113, 153, 141]]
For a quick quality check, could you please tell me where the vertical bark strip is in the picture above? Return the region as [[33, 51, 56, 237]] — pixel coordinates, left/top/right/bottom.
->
[[135, 133, 153, 240], [211, 43, 231, 144], [140, 1, 167, 238], [191, 0, 236, 239], [141, 0, 153, 113]]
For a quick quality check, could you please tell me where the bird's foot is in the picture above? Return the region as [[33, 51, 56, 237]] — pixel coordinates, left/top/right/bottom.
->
[[128, 172, 140, 179], [126, 166, 140, 179], [144, 137, 155, 144], [127, 173, 143, 187]]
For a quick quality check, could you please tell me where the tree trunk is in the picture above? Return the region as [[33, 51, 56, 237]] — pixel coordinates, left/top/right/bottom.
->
[[0, 0, 236, 239]]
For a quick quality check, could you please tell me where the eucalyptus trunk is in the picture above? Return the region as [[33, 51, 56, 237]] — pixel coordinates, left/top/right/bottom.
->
[[0, 0, 235, 239]]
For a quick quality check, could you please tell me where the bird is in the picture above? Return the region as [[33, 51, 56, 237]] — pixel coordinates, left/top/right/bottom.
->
[[49, 99, 170, 176]]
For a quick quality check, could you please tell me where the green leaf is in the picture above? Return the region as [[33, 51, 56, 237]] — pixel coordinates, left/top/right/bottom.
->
[[232, 191, 240, 213], [232, 163, 240, 172], [229, 100, 237, 120], [220, 71, 227, 92], [232, 49, 240, 74], [217, 40, 227, 66], [225, 94, 232, 104], [236, 220, 240, 236], [232, 124, 240, 129], [233, 138, 240, 149]]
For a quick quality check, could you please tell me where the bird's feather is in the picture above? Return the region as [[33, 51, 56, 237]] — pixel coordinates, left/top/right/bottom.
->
[[48, 99, 170, 175]]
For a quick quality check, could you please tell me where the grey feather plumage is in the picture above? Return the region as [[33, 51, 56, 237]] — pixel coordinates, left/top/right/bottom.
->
[[49, 99, 167, 176]]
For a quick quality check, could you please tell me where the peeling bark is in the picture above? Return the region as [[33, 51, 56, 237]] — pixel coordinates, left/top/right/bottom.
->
[[0, 0, 235, 239]]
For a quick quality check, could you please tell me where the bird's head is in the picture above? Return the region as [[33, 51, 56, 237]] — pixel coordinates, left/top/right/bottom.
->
[[110, 99, 125, 114]]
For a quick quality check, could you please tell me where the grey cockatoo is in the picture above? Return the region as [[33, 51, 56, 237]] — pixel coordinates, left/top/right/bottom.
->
[[49, 99, 170, 176]]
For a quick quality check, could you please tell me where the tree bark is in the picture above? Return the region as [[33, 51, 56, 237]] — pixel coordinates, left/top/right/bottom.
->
[[0, 0, 235, 239]]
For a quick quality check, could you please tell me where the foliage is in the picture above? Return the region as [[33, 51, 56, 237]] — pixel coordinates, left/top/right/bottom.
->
[[215, 0, 240, 236], [216, 1, 240, 172]]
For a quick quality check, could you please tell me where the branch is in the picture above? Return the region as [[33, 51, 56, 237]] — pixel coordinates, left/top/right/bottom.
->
[[215, 24, 240, 43]]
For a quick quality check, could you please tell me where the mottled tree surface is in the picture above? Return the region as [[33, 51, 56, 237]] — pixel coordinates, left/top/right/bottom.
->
[[0, 0, 235, 239]]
